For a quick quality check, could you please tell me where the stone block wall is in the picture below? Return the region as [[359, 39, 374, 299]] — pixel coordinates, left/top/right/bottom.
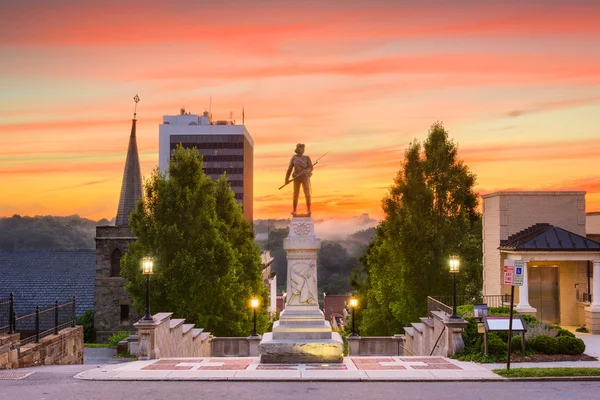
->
[[212, 337, 262, 357], [483, 192, 586, 296], [0, 333, 20, 369], [95, 226, 139, 342], [0, 326, 83, 369], [347, 335, 404, 356]]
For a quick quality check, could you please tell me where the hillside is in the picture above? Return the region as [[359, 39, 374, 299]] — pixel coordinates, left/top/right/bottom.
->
[[0, 215, 110, 250]]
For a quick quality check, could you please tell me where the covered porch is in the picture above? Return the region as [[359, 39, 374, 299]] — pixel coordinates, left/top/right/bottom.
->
[[499, 223, 600, 333]]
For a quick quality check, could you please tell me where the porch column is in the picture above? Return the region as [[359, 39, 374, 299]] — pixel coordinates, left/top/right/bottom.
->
[[590, 260, 600, 310], [585, 259, 600, 334], [516, 259, 536, 313]]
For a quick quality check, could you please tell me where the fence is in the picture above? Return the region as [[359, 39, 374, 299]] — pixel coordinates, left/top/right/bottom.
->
[[427, 294, 510, 318], [0, 293, 76, 345], [0, 295, 12, 334]]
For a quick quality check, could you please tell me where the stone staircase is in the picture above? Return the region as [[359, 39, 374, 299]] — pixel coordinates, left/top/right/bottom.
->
[[403, 311, 467, 357], [135, 313, 212, 359]]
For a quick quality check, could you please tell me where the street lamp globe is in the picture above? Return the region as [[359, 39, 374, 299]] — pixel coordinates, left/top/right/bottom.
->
[[142, 257, 154, 275], [449, 255, 460, 274]]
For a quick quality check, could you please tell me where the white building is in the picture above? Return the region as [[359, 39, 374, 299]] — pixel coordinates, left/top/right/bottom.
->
[[159, 109, 254, 223]]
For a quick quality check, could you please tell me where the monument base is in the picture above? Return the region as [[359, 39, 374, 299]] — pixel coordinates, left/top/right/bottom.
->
[[258, 332, 344, 363]]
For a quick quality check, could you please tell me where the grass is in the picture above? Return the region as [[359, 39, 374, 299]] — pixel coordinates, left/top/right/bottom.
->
[[494, 368, 600, 378], [116, 352, 137, 359], [84, 343, 113, 348]]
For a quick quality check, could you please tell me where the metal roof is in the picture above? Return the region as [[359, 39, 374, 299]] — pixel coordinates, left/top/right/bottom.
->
[[500, 223, 600, 251], [0, 250, 95, 317]]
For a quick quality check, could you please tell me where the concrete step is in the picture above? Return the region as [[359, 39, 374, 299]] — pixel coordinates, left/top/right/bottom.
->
[[199, 332, 211, 342], [420, 317, 434, 328], [403, 327, 414, 337], [182, 324, 194, 335], [169, 318, 185, 330], [411, 322, 423, 333], [192, 328, 204, 338]]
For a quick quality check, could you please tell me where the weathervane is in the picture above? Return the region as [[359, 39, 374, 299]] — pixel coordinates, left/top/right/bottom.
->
[[133, 94, 140, 119]]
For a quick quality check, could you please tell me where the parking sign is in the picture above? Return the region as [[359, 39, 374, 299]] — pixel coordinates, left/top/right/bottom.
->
[[503, 260, 514, 285], [513, 260, 524, 286]]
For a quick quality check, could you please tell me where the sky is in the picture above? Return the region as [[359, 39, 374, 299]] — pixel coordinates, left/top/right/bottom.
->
[[1, 0, 600, 221]]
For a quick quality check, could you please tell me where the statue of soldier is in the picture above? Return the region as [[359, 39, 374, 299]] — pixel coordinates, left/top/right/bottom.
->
[[285, 143, 313, 216]]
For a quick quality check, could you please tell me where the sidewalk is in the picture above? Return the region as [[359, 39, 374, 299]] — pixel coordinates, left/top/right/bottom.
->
[[75, 356, 503, 381]]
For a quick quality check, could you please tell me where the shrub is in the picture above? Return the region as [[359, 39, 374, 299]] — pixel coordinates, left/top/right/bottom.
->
[[456, 304, 473, 317], [76, 309, 95, 343], [484, 333, 508, 356], [558, 336, 586, 355], [511, 335, 523, 353], [108, 331, 133, 348], [531, 335, 559, 354], [576, 326, 588, 333], [557, 328, 575, 338], [521, 314, 538, 325], [488, 306, 512, 316], [460, 317, 481, 353]]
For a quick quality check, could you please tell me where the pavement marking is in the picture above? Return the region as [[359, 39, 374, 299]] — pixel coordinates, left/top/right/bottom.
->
[[0, 371, 34, 380]]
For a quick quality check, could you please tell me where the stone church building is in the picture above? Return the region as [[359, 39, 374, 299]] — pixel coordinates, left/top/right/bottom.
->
[[94, 112, 143, 342]]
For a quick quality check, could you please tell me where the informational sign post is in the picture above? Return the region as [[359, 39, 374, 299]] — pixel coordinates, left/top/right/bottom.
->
[[513, 260, 524, 286], [503, 259, 517, 370]]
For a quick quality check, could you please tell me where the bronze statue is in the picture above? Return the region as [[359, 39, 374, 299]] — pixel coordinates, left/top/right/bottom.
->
[[285, 143, 313, 216]]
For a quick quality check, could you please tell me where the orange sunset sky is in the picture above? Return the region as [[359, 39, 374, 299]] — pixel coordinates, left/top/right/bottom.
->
[[1, 0, 600, 221]]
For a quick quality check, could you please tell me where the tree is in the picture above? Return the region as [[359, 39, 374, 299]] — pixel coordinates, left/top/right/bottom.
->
[[318, 241, 358, 295], [267, 227, 289, 292], [355, 122, 482, 335], [120, 146, 269, 336]]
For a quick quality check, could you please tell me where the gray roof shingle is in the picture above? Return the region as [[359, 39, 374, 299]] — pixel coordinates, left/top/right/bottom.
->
[[500, 223, 600, 251], [0, 250, 95, 318]]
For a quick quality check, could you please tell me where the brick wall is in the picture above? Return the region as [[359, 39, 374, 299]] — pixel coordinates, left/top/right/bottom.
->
[[483, 191, 586, 296]]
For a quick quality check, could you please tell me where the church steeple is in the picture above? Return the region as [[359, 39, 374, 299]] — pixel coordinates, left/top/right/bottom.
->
[[115, 95, 143, 226]]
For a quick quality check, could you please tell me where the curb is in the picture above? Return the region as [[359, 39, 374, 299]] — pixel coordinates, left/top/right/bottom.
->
[[505, 376, 600, 382]]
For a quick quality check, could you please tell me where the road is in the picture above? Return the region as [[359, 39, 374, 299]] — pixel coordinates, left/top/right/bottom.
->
[[1, 365, 600, 400]]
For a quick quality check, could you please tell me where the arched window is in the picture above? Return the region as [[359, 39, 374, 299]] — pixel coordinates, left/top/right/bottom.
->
[[110, 248, 122, 277]]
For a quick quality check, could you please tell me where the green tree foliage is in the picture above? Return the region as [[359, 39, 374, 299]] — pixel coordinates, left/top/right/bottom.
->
[[0, 215, 109, 250], [267, 227, 289, 292], [318, 241, 357, 295], [120, 146, 269, 336], [355, 122, 482, 335]]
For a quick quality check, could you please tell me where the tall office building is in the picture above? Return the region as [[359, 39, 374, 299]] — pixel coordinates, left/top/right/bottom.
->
[[159, 109, 254, 223]]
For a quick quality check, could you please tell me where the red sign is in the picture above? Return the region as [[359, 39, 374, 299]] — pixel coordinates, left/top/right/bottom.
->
[[503, 260, 515, 285]]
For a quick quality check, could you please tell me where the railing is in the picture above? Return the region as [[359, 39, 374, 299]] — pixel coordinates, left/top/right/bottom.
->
[[577, 292, 592, 303], [428, 294, 510, 318], [1, 294, 76, 345], [0, 295, 12, 334]]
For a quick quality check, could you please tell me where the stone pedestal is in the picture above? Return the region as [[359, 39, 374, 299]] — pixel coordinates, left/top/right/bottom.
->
[[259, 217, 343, 363]]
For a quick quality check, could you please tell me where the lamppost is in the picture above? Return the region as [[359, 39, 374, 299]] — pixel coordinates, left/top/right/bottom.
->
[[142, 257, 154, 321], [250, 298, 259, 337], [449, 255, 460, 319], [348, 297, 358, 337]]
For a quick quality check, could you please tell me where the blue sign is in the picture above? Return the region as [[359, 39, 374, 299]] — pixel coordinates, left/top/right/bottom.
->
[[516, 267, 522, 275]]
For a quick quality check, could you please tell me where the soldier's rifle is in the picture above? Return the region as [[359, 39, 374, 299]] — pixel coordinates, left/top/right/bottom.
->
[[278, 151, 329, 190]]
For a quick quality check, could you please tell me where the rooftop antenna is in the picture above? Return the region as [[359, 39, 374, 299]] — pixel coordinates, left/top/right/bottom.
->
[[133, 94, 140, 119], [242, 106, 245, 125]]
